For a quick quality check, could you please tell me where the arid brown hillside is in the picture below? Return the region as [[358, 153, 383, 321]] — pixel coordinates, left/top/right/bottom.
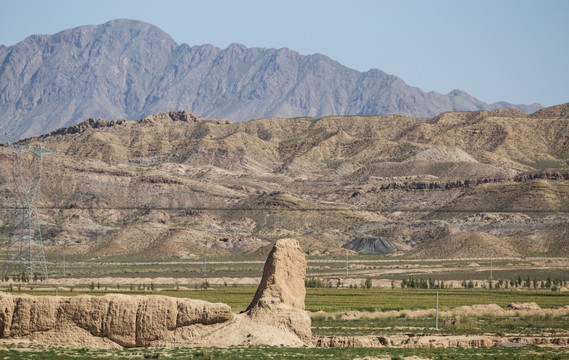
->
[[1, 103, 569, 259]]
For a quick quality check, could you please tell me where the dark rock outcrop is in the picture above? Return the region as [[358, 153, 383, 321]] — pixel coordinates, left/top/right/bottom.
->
[[344, 236, 397, 254], [370, 169, 569, 192]]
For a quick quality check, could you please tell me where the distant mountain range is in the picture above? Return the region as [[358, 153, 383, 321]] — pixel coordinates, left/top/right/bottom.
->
[[0, 19, 542, 139]]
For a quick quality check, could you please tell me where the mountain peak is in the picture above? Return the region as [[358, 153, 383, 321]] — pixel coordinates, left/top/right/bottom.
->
[[448, 89, 469, 97], [226, 43, 247, 51], [0, 20, 543, 139], [101, 18, 172, 35], [54, 18, 176, 46]]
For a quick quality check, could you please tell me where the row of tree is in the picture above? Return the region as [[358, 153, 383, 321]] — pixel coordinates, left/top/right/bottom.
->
[[399, 276, 566, 291], [400, 277, 448, 289], [474, 276, 566, 290], [2, 272, 46, 282]]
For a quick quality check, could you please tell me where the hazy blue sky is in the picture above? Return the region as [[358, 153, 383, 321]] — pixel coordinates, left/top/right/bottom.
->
[[1, 0, 567, 107]]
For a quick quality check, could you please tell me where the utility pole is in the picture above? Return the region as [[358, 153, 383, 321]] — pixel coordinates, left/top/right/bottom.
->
[[490, 254, 493, 281], [63, 241, 66, 277], [204, 240, 207, 276], [345, 249, 349, 278], [435, 291, 439, 330]]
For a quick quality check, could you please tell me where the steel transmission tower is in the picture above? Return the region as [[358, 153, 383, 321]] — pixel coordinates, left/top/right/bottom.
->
[[2, 140, 51, 281]]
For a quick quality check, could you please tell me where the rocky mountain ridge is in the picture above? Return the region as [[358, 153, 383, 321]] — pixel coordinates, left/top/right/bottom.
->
[[0, 19, 541, 139]]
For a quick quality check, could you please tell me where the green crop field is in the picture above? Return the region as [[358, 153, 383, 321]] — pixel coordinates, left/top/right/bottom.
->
[[4, 280, 569, 360], [311, 312, 569, 336], [10, 287, 569, 313], [3, 287, 569, 359], [35, 255, 569, 282], [305, 288, 569, 312], [1, 343, 568, 360]]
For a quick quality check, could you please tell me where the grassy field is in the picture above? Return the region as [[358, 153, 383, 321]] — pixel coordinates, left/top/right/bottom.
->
[[311, 312, 569, 336], [3, 288, 569, 359], [1, 343, 568, 360], [35, 255, 568, 282], [304, 288, 569, 312], [3, 256, 568, 359], [9, 287, 569, 313]]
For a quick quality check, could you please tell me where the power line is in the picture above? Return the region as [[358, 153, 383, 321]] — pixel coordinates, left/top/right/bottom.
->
[[0, 205, 566, 214]]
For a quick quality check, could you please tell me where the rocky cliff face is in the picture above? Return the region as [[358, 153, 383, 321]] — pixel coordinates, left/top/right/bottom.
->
[[0, 238, 312, 348], [0, 293, 233, 347], [246, 238, 311, 343], [0, 19, 541, 139]]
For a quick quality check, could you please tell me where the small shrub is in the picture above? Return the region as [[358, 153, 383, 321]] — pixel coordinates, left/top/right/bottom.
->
[[193, 349, 212, 359], [305, 277, 323, 288]]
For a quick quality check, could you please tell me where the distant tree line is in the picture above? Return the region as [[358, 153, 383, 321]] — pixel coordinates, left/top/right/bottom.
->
[[477, 276, 566, 291], [400, 277, 448, 289], [400, 276, 566, 291]]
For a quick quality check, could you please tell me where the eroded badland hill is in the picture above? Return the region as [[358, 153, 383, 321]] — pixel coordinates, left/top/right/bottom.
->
[[2, 103, 569, 260]]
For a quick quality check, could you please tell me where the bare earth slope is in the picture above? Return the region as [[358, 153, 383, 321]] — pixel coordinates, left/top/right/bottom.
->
[[1, 104, 569, 259]]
